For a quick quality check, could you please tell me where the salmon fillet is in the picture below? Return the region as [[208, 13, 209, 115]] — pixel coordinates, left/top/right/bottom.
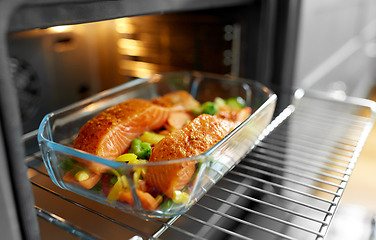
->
[[145, 114, 234, 198], [73, 98, 170, 161]]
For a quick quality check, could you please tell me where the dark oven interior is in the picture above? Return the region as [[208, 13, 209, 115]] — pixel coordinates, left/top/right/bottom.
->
[[1, 0, 376, 239]]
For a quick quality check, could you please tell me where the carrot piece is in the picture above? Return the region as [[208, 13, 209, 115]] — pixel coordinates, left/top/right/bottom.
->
[[63, 170, 76, 183], [137, 190, 159, 211], [163, 123, 175, 132], [118, 189, 159, 211], [167, 112, 193, 130], [118, 191, 134, 206], [77, 172, 102, 189], [62, 169, 102, 189], [137, 180, 147, 192], [158, 130, 171, 136]]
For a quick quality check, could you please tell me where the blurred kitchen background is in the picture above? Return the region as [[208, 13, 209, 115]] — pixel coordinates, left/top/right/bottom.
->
[[6, 0, 376, 239]]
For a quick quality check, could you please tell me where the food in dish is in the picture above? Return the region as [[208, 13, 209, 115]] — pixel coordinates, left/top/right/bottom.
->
[[151, 90, 201, 111], [62, 90, 251, 211]]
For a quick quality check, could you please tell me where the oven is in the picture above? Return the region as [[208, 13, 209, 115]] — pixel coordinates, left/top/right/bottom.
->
[[1, 0, 376, 239]]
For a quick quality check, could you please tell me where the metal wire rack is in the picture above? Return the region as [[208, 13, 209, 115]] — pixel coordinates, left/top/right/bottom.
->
[[24, 90, 376, 240]]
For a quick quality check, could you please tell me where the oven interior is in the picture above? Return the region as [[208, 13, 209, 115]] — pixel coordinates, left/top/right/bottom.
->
[[9, 2, 284, 135], [1, 0, 376, 239]]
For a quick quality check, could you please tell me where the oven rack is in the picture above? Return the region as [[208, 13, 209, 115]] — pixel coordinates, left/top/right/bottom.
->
[[24, 90, 376, 240]]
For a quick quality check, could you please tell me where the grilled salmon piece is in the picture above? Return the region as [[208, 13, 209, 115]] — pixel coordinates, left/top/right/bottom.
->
[[151, 90, 200, 112], [145, 114, 234, 198], [73, 98, 170, 162]]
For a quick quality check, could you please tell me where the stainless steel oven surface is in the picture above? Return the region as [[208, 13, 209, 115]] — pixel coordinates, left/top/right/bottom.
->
[[1, 0, 376, 240]]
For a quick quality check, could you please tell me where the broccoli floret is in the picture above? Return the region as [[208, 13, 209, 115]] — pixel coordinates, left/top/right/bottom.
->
[[58, 158, 78, 173], [201, 101, 218, 115], [226, 97, 246, 110], [129, 138, 151, 159]]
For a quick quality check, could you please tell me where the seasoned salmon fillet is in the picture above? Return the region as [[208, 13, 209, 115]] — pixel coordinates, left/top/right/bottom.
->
[[73, 98, 170, 161], [146, 114, 234, 198]]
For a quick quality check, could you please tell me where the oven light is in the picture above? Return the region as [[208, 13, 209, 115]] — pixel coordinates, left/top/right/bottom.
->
[[115, 18, 131, 25], [50, 25, 71, 32], [116, 23, 135, 34], [117, 39, 143, 56], [115, 17, 135, 34], [119, 68, 153, 78], [118, 39, 142, 49], [118, 59, 155, 78]]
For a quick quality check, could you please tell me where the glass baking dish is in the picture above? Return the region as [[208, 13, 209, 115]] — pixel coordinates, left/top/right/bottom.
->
[[38, 71, 277, 219]]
